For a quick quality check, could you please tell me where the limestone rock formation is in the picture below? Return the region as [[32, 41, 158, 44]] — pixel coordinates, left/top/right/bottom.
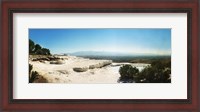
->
[[73, 67, 88, 72], [89, 60, 112, 69], [50, 60, 65, 64]]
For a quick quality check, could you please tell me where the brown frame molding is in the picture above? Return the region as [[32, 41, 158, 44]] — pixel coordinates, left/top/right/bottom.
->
[[1, 0, 199, 111]]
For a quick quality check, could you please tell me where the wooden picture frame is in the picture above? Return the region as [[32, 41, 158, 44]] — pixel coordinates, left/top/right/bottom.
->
[[1, 0, 199, 111]]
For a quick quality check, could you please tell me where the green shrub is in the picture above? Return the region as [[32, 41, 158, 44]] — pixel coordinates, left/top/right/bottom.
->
[[29, 64, 33, 75], [29, 64, 40, 83], [119, 64, 139, 83], [29, 39, 35, 54], [29, 39, 51, 55], [118, 60, 171, 83], [134, 61, 171, 83], [29, 71, 40, 83]]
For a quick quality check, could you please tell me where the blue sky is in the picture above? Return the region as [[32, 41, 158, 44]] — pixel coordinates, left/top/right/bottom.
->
[[29, 29, 171, 55]]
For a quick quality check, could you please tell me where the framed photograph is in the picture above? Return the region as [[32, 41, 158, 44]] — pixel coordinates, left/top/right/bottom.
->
[[1, 0, 199, 111]]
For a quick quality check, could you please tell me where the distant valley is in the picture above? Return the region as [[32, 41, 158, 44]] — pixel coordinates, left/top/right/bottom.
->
[[59, 51, 171, 63]]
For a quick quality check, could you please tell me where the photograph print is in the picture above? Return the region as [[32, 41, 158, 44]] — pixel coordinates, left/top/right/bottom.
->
[[29, 29, 171, 83]]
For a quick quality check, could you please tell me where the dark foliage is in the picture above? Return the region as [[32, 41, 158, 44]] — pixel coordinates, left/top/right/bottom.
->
[[118, 65, 139, 83], [135, 65, 171, 83], [29, 64, 33, 75], [29, 71, 40, 83], [41, 48, 51, 55], [118, 60, 171, 83], [29, 64, 39, 83], [34, 44, 42, 53], [29, 39, 35, 54], [29, 39, 51, 55]]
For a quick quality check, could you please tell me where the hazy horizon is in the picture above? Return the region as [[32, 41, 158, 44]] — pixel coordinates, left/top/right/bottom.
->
[[29, 29, 171, 55], [57, 50, 171, 57]]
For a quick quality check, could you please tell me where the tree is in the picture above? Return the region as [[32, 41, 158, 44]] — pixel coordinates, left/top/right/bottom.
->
[[29, 39, 35, 54], [41, 48, 51, 55], [151, 60, 164, 70], [29, 64, 39, 83], [29, 64, 33, 75], [134, 61, 171, 83], [34, 44, 42, 53], [35, 49, 43, 55], [119, 64, 139, 83], [29, 39, 51, 55], [136, 66, 156, 83]]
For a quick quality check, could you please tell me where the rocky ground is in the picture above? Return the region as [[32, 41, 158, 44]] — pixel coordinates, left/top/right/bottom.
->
[[29, 55, 149, 83]]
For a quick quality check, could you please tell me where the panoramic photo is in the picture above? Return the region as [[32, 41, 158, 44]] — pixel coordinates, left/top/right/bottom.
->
[[29, 29, 171, 83]]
